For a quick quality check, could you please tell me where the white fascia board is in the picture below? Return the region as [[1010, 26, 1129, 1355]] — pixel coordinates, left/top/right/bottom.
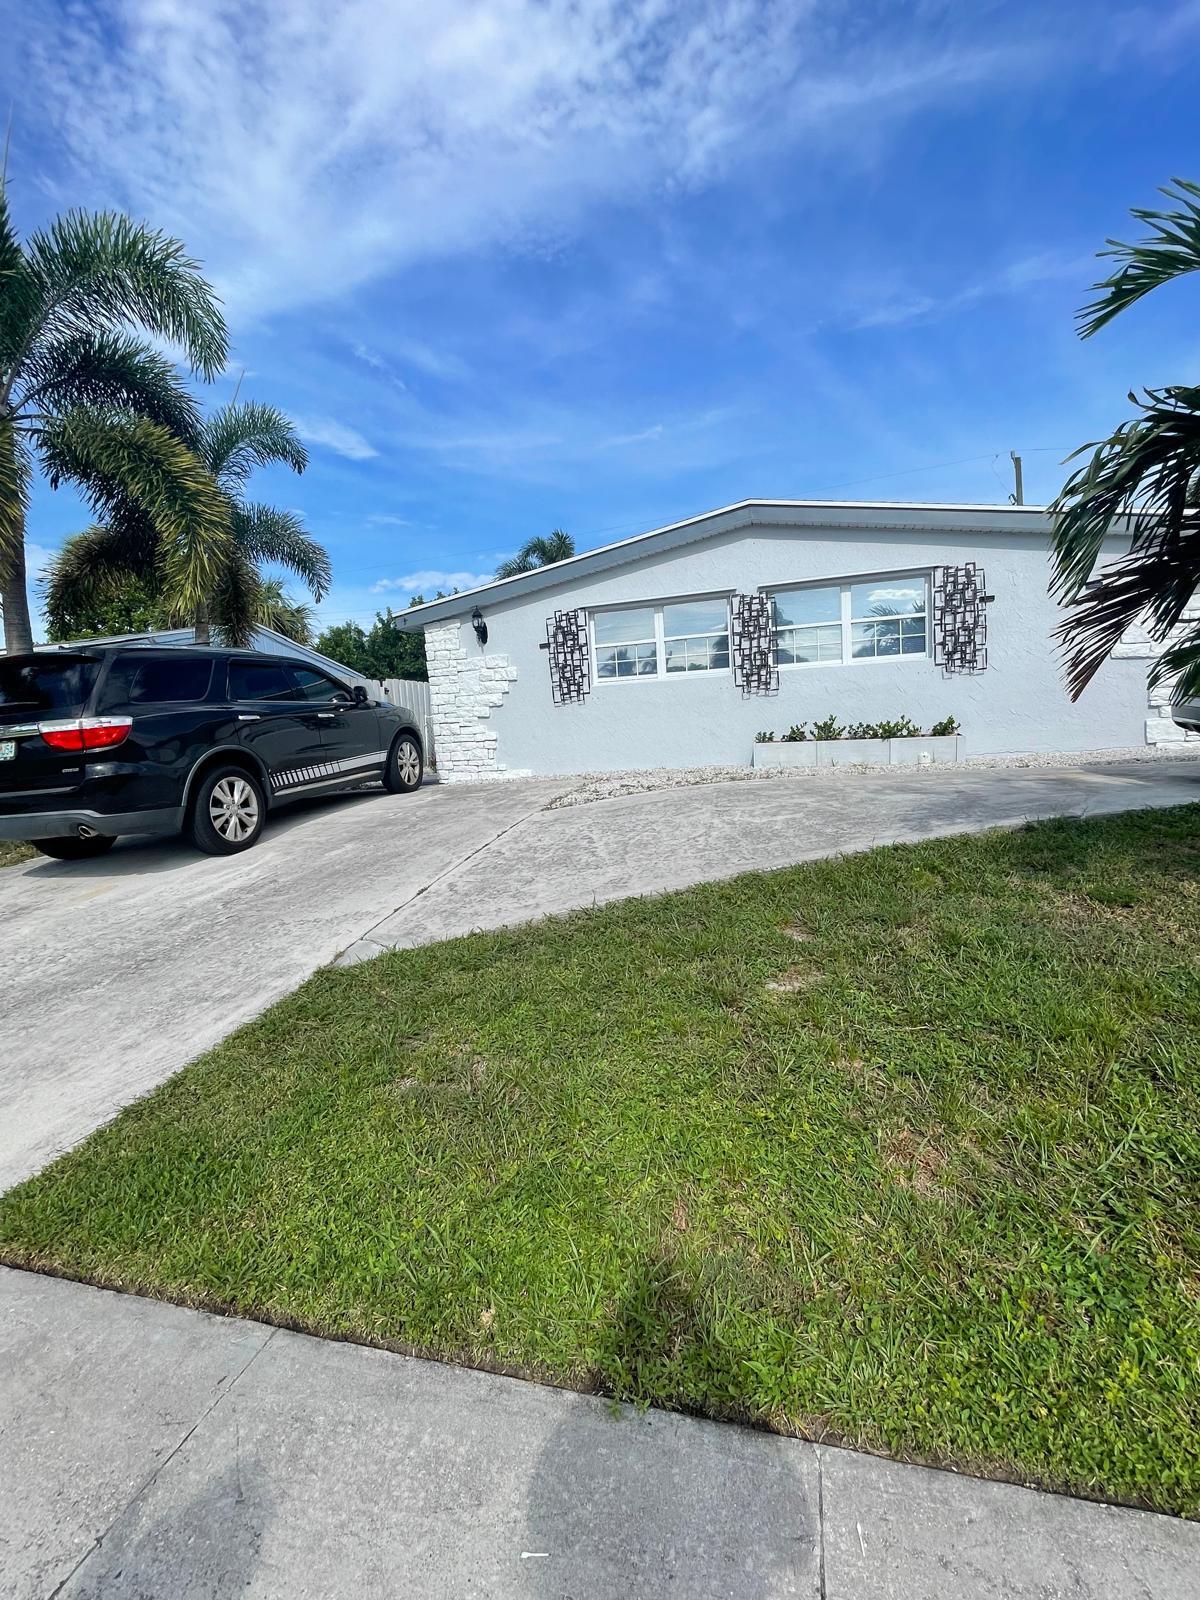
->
[[394, 497, 1083, 630]]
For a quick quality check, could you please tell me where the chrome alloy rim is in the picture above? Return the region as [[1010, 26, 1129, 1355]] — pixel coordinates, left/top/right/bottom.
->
[[209, 776, 260, 841], [397, 742, 421, 784]]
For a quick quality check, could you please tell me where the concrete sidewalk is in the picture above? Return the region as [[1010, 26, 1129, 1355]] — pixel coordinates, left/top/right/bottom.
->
[[3, 1268, 1196, 1599]]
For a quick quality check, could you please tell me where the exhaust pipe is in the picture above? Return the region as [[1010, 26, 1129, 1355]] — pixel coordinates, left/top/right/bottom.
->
[[77, 824, 98, 840]]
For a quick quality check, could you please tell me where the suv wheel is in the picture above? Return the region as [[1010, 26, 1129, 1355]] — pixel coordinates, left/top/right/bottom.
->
[[33, 834, 117, 861], [383, 733, 423, 793], [190, 765, 266, 855]]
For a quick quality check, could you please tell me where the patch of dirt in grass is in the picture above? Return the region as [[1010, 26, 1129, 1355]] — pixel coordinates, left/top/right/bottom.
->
[[783, 920, 815, 942], [882, 1127, 951, 1198], [765, 966, 825, 994]]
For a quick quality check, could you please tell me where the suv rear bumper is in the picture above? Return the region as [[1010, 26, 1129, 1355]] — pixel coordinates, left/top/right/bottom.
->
[[0, 805, 183, 841]]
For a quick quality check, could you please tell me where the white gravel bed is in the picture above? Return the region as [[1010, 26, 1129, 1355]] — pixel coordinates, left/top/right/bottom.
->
[[545, 743, 1200, 809]]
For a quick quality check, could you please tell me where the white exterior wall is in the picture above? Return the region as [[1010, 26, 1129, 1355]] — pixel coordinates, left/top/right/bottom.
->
[[418, 509, 1155, 779]]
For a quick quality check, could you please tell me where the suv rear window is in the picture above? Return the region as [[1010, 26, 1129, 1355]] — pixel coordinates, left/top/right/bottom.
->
[[0, 656, 100, 717], [100, 654, 214, 708], [227, 661, 296, 701]]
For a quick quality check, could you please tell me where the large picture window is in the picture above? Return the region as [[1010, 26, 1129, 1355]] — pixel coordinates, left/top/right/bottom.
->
[[770, 573, 929, 669], [593, 598, 731, 682]]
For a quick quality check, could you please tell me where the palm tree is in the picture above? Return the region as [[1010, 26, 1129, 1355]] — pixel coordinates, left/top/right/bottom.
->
[[44, 401, 331, 647], [1051, 179, 1200, 699], [495, 527, 575, 579], [1, 179, 229, 654], [252, 577, 314, 645]]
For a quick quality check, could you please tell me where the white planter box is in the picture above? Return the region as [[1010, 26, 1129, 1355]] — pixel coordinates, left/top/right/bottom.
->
[[751, 742, 817, 768], [752, 736, 960, 770], [816, 737, 884, 767]]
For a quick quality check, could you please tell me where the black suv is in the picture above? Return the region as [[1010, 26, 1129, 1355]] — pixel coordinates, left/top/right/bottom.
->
[[0, 646, 425, 860]]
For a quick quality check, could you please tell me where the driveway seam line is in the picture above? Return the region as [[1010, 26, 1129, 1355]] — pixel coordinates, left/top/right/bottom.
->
[[339, 798, 553, 957], [44, 1327, 278, 1599]]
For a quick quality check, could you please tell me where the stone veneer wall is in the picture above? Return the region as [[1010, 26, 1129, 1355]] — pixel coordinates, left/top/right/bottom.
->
[[1112, 601, 1200, 744], [423, 618, 521, 780]]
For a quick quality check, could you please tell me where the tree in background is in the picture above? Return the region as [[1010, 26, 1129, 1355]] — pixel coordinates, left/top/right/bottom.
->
[[1051, 179, 1200, 699], [316, 607, 429, 680], [495, 528, 574, 579], [45, 401, 329, 647], [1, 177, 229, 654], [315, 591, 461, 679]]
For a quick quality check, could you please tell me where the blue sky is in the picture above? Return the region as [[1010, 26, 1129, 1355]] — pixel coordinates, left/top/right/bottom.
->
[[3, 0, 1199, 638]]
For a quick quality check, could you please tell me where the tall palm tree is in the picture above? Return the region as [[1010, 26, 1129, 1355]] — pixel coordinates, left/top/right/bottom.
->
[[1051, 179, 1200, 699], [1, 179, 229, 653], [495, 527, 575, 579], [44, 401, 331, 647]]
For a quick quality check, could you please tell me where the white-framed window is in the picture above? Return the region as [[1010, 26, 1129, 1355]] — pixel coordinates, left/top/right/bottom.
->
[[770, 573, 929, 669], [593, 597, 731, 682]]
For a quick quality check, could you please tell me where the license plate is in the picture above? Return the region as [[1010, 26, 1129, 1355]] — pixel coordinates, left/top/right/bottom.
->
[[0, 740, 14, 761]]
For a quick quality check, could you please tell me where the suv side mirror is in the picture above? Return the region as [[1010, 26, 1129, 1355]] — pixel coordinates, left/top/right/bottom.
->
[[352, 683, 370, 706]]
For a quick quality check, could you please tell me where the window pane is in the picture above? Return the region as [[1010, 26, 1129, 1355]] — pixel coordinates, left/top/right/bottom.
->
[[850, 576, 926, 620], [229, 662, 295, 700], [105, 655, 213, 706], [663, 598, 727, 637], [0, 656, 99, 714], [772, 586, 839, 627], [594, 607, 655, 645], [901, 624, 927, 655], [292, 666, 352, 702]]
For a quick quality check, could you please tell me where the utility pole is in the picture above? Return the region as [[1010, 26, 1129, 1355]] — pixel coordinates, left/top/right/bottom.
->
[[1010, 451, 1024, 506]]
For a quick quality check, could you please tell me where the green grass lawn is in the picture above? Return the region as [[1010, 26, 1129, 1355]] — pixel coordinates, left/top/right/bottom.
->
[[0, 840, 34, 868], [4, 808, 1200, 1514]]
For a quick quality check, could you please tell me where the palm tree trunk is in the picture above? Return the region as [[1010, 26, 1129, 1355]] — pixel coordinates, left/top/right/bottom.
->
[[193, 601, 211, 646], [1, 532, 34, 656]]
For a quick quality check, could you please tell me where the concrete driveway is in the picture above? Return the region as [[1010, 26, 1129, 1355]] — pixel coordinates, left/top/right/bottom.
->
[[3, 757, 1199, 1190]]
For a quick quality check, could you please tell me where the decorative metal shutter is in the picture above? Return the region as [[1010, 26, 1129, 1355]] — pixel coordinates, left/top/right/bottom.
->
[[933, 563, 994, 674], [730, 593, 778, 696], [544, 609, 592, 704]]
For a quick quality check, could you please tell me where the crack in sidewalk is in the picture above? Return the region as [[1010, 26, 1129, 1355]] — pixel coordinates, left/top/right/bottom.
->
[[45, 1329, 278, 1599]]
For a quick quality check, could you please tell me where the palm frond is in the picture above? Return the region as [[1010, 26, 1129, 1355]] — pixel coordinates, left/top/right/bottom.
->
[[40, 407, 233, 621], [201, 401, 307, 487], [1050, 384, 1200, 697], [25, 209, 228, 378], [0, 413, 31, 575], [232, 501, 331, 598], [209, 549, 259, 649], [0, 177, 39, 382], [252, 575, 314, 644], [1078, 178, 1200, 338], [42, 515, 160, 635], [18, 330, 201, 441], [495, 528, 576, 578]]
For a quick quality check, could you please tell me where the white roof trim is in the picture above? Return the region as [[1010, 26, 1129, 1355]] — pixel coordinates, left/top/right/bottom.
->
[[398, 496, 1058, 628]]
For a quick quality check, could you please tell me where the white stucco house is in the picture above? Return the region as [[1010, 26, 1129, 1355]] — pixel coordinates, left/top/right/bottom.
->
[[398, 498, 1180, 781]]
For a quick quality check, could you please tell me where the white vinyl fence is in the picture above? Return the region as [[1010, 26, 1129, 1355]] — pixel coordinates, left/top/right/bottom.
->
[[369, 677, 435, 763]]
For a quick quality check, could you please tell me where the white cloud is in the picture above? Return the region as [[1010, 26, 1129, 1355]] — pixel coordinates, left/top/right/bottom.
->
[[293, 417, 379, 460], [370, 568, 493, 595], [19, 1, 1040, 321]]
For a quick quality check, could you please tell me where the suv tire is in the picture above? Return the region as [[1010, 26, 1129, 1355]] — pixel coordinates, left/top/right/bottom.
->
[[383, 732, 423, 793], [32, 834, 117, 861], [189, 764, 267, 855]]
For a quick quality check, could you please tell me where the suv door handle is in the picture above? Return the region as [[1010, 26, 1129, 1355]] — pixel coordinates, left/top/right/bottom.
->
[[315, 711, 336, 719], [238, 714, 261, 722]]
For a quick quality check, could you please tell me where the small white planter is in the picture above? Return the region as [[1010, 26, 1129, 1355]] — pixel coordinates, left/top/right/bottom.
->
[[752, 736, 960, 770], [751, 742, 818, 768]]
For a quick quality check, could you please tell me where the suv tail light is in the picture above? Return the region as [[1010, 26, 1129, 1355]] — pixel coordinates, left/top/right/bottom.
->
[[39, 717, 133, 752]]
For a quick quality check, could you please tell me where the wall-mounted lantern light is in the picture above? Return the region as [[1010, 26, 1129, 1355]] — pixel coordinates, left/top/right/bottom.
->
[[471, 606, 488, 647]]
